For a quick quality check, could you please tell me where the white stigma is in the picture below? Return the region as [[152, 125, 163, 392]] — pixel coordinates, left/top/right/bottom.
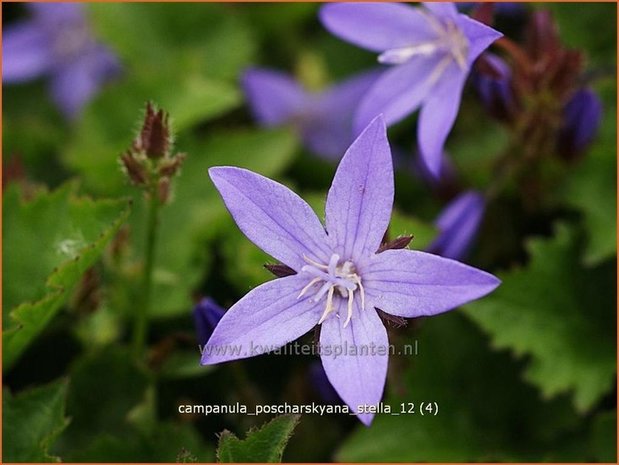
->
[[297, 254, 365, 328], [378, 17, 468, 71]]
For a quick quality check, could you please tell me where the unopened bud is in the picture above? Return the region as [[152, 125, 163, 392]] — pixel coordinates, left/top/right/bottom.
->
[[120, 152, 147, 185], [137, 102, 171, 159], [557, 87, 602, 160], [157, 177, 171, 204], [158, 153, 186, 178]]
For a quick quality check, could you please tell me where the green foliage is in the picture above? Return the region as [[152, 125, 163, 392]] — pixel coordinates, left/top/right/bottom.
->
[[464, 224, 615, 411], [3, 183, 130, 369], [561, 81, 617, 265], [590, 410, 617, 462], [3, 380, 70, 462], [217, 414, 301, 462], [337, 313, 580, 462]]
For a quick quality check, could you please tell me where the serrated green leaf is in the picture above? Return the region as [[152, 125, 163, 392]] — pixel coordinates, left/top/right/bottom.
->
[[3, 380, 70, 462], [217, 414, 300, 463], [3, 183, 131, 369], [464, 224, 615, 411], [337, 313, 580, 462]]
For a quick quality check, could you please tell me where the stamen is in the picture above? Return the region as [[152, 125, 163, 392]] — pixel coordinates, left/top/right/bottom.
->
[[343, 289, 354, 328], [298, 253, 365, 326]]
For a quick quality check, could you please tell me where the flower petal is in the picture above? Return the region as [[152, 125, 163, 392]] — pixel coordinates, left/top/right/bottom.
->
[[201, 274, 322, 364], [417, 64, 467, 178], [456, 14, 503, 65], [209, 167, 331, 271], [325, 115, 393, 262], [428, 191, 486, 260], [303, 69, 382, 160], [50, 45, 120, 119], [423, 2, 459, 19], [28, 2, 85, 24], [319, 2, 435, 53], [354, 55, 442, 133], [364, 249, 500, 317], [320, 299, 388, 425], [2, 22, 52, 82], [242, 68, 308, 126]]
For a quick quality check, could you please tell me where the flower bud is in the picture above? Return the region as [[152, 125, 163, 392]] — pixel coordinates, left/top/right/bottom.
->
[[136, 102, 171, 159], [193, 298, 226, 345], [557, 87, 602, 160], [472, 53, 515, 122], [120, 151, 147, 186]]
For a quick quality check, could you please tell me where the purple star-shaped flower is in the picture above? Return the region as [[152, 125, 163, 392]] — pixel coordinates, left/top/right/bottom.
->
[[320, 2, 502, 177], [242, 68, 380, 160], [2, 3, 120, 119], [202, 116, 500, 425]]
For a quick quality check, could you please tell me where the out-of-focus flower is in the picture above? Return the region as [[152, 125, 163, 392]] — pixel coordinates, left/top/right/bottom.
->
[[242, 68, 380, 160], [458, 2, 527, 18], [193, 298, 226, 346], [2, 3, 120, 119], [201, 116, 500, 425], [428, 191, 486, 260], [557, 88, 603, 160], [320, 2, 502, 177], [472, 53, 516, 121], [308, 361, 343, 405]]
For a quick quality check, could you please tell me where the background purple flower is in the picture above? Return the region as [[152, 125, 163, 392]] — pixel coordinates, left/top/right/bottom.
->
[[557, 87, 603, 159], [3, 2, 121, 119], [320, 2, 502, 177], [472, 52, 515, 121], [428, 191, 486, 260], [193, 297, 226, 346], [201, 116, 500, 424], [242, 67, 380, 160]]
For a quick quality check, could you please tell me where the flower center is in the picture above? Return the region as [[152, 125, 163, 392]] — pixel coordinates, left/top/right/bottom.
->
[[297, 254, 365, 327], [377, 18, 468, 70]]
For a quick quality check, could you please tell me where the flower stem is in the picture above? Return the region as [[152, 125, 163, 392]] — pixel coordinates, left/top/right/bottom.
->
[[133, 187, 160, 359]]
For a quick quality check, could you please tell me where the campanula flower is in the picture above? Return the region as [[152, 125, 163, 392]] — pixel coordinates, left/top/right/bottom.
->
[[242, 68, 380, 160], [320, 2, 502, 177], [2, 3, 120, 119], [428, 191, 486, 260], [202, 115, 499, 425], [193, 298, 226, 346], [557, 88, 603, 159]]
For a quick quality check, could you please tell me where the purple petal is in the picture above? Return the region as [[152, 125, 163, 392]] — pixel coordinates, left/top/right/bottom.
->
[[325, 115, 393, 262], [209, 167, 331, 272], [364, 249, 500, 317], [456, 14, 503, 66], [302, 69, 382, 160], [308, 361, 343, 405], [558, 88, 603, 156], [242, 68, 308, 126], [428, 191, 486, 260], [49, 45, 120, 119], [354, 54, 442, 133], [423, 2, 459, 19], [193, 297, 226, 346], [2, 22, 52, 82], [417, 65, 467, 178], [319, 2, 435, 53], [28, 2, 85, 25], [201, 274, 322, 364], [320, 300, 388, 425]]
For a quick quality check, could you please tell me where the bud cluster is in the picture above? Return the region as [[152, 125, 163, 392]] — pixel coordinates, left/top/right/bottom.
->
[[472, 8, 601, 161], [120, 102, 186, 203]]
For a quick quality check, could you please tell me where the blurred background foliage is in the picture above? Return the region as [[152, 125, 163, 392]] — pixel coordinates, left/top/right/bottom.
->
[[2, 2, 616, 462]]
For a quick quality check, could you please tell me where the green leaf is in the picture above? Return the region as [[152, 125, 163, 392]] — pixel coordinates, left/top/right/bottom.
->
[[217, 414, 300, 462], [589, 410, 616, 462], [3, 380, 70, 462], [464, 224, 616, 411], [3, 183, 131, 369], [337, 313, 581, 462], [561, 80, 617, 266]]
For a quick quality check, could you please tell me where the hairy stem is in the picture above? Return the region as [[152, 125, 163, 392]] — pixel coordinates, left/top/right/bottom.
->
[[133, 186, 160, 358]]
